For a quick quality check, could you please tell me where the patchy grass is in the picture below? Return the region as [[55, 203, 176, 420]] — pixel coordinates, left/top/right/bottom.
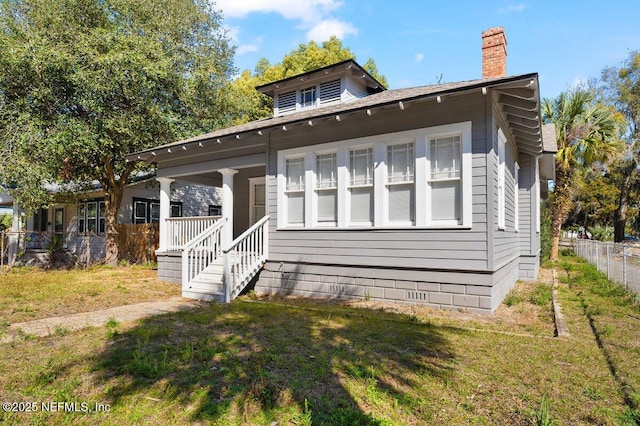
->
[[0, 263, 637, 425], [0, 266, 179, 324], [0, 260, 638, 424], [556, 253, 640, 424]]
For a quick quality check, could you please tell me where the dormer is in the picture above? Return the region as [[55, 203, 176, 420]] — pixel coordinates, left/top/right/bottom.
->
[[256, 59, 386, 117]]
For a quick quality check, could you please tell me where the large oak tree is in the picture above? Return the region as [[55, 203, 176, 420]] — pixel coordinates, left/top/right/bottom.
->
[[601, 51, 640, 242], [0, 0, 235, 264]]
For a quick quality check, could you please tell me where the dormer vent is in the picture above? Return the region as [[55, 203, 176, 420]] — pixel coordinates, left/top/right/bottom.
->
[[256, 59, 386, 117], [319, 80, 341, 105], [277, 91, 296, 115]]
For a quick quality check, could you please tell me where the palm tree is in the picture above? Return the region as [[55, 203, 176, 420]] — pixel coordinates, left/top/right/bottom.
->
[[542, 89, 622, 260]]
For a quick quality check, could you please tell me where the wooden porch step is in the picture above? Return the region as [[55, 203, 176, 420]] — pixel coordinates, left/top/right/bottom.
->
[[183, 260, 224, 301], [181, 251, 263, 302], [182, 287, 224, 302]]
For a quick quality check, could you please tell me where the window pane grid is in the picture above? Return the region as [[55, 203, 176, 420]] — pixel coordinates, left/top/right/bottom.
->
[[430, 136, 461, 181], [301, 86, 316, 108], [286, 158, 305, 191], [316, 153, 337, 189], [350, 148, 373, 187], [387, 143, 414, 183]]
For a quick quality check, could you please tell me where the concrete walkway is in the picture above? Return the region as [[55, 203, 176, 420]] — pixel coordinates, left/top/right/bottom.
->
[[1, 297, 206, 344]]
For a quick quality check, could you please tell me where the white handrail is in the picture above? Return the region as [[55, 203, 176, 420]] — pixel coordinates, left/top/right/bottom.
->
[[181, 217, 227, 291], [167, 215, 221, 251], [223, 216, 270, 302]]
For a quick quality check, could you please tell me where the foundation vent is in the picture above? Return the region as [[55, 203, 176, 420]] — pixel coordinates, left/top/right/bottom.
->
[[407, 291, 429, 301], [329, 284, 346, 295]]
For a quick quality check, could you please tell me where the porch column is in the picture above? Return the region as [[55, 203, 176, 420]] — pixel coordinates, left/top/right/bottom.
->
[[7, 200, 21, 264], [157, 177, 174, 252], [218, 168, 238, 249]]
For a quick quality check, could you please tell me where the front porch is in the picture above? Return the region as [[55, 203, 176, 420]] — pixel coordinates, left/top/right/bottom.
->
[[155, 164, 269, 303]]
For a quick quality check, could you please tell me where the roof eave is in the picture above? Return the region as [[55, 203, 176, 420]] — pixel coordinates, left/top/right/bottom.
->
[[127, 73, 541, 163]]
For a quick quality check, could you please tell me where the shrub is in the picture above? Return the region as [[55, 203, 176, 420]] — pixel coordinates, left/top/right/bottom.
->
[[587, 225, 614, 242]]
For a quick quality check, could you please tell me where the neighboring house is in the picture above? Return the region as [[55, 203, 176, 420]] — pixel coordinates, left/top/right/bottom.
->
[[0, 187, 15, 217], [128, 27, 556, 312], [20, 176, 221, 262]]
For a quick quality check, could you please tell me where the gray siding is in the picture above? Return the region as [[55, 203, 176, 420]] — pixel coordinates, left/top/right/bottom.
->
[[266, 92, 491, 276], [157, 252, 182, 284], [489, 257, 520, 311], [491, 102, 522, 270], [517, 153, 540, 256], [231, 166, 266, 238]]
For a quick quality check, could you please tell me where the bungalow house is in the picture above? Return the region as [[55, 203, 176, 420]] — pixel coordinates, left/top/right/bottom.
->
[[11, 176, 221, 264], [128, 27, 556, 313]]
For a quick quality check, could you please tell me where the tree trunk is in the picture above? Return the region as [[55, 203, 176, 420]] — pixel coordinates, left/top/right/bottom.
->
[[550, 164, 574, 260], [614, 160, 636, 243], [103, 181, 124, 267]]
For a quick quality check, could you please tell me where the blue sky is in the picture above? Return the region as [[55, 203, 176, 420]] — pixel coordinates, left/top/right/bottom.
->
[[214, 0, 640, 100]]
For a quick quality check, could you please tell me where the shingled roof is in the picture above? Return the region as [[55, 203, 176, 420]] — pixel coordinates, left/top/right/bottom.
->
[[128, 72, 541, 162]]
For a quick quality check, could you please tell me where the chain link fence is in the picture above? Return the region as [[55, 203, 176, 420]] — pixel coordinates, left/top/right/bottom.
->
[[1, 224, 159, 271], [574, 238, 640, 295]]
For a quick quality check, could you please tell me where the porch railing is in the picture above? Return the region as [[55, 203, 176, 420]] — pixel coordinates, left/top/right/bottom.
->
[[167, 215, 221, 251], [224, 215, 270, 302], [181, 217, 226, 289]]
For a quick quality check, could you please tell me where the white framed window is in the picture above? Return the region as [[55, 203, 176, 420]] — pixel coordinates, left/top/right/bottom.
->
[[349, 147, 374, 225], [285, 157, 305, 226], [315, 153, 337, 225], [498, 128, 506, 230], [514, 162, 520, 232], [301, 86, 317, 109], [277, 121, 472, 229], [429, 135, 461, 224], [387, 142, 415, 225]]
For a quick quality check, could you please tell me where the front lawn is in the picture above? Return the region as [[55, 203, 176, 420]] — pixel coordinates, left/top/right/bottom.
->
[[0, 265, 179, 324], [0, 259, 638, 425]]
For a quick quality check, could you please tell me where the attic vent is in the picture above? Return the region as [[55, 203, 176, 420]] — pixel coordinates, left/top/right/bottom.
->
[[320, 79, 341, 104], [278, 91, 296, 114]]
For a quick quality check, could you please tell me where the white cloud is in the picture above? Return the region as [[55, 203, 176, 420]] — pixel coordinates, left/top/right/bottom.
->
[[570, 76, 588, 90], [306, 19, 358, 42], [414, 53, 425, 63], [497, 3, 527, 13], [225, 25, 240, 42], [215, 0, 342, 22], [215, 0, 357, 43], [237, 36, 264, 55]]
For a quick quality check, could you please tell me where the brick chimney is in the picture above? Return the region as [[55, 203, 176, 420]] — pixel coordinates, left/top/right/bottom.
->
[[482, 27, 507, 78]]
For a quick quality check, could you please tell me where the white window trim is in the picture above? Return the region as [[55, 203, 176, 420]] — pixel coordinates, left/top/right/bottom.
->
[[280, 156, 306, 227], [277, 121, 472, 229], [301, 85, 318, 109], [313, 151, 338, 227], [347, 146, 375, 226], [497, 128, 506, 230]]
